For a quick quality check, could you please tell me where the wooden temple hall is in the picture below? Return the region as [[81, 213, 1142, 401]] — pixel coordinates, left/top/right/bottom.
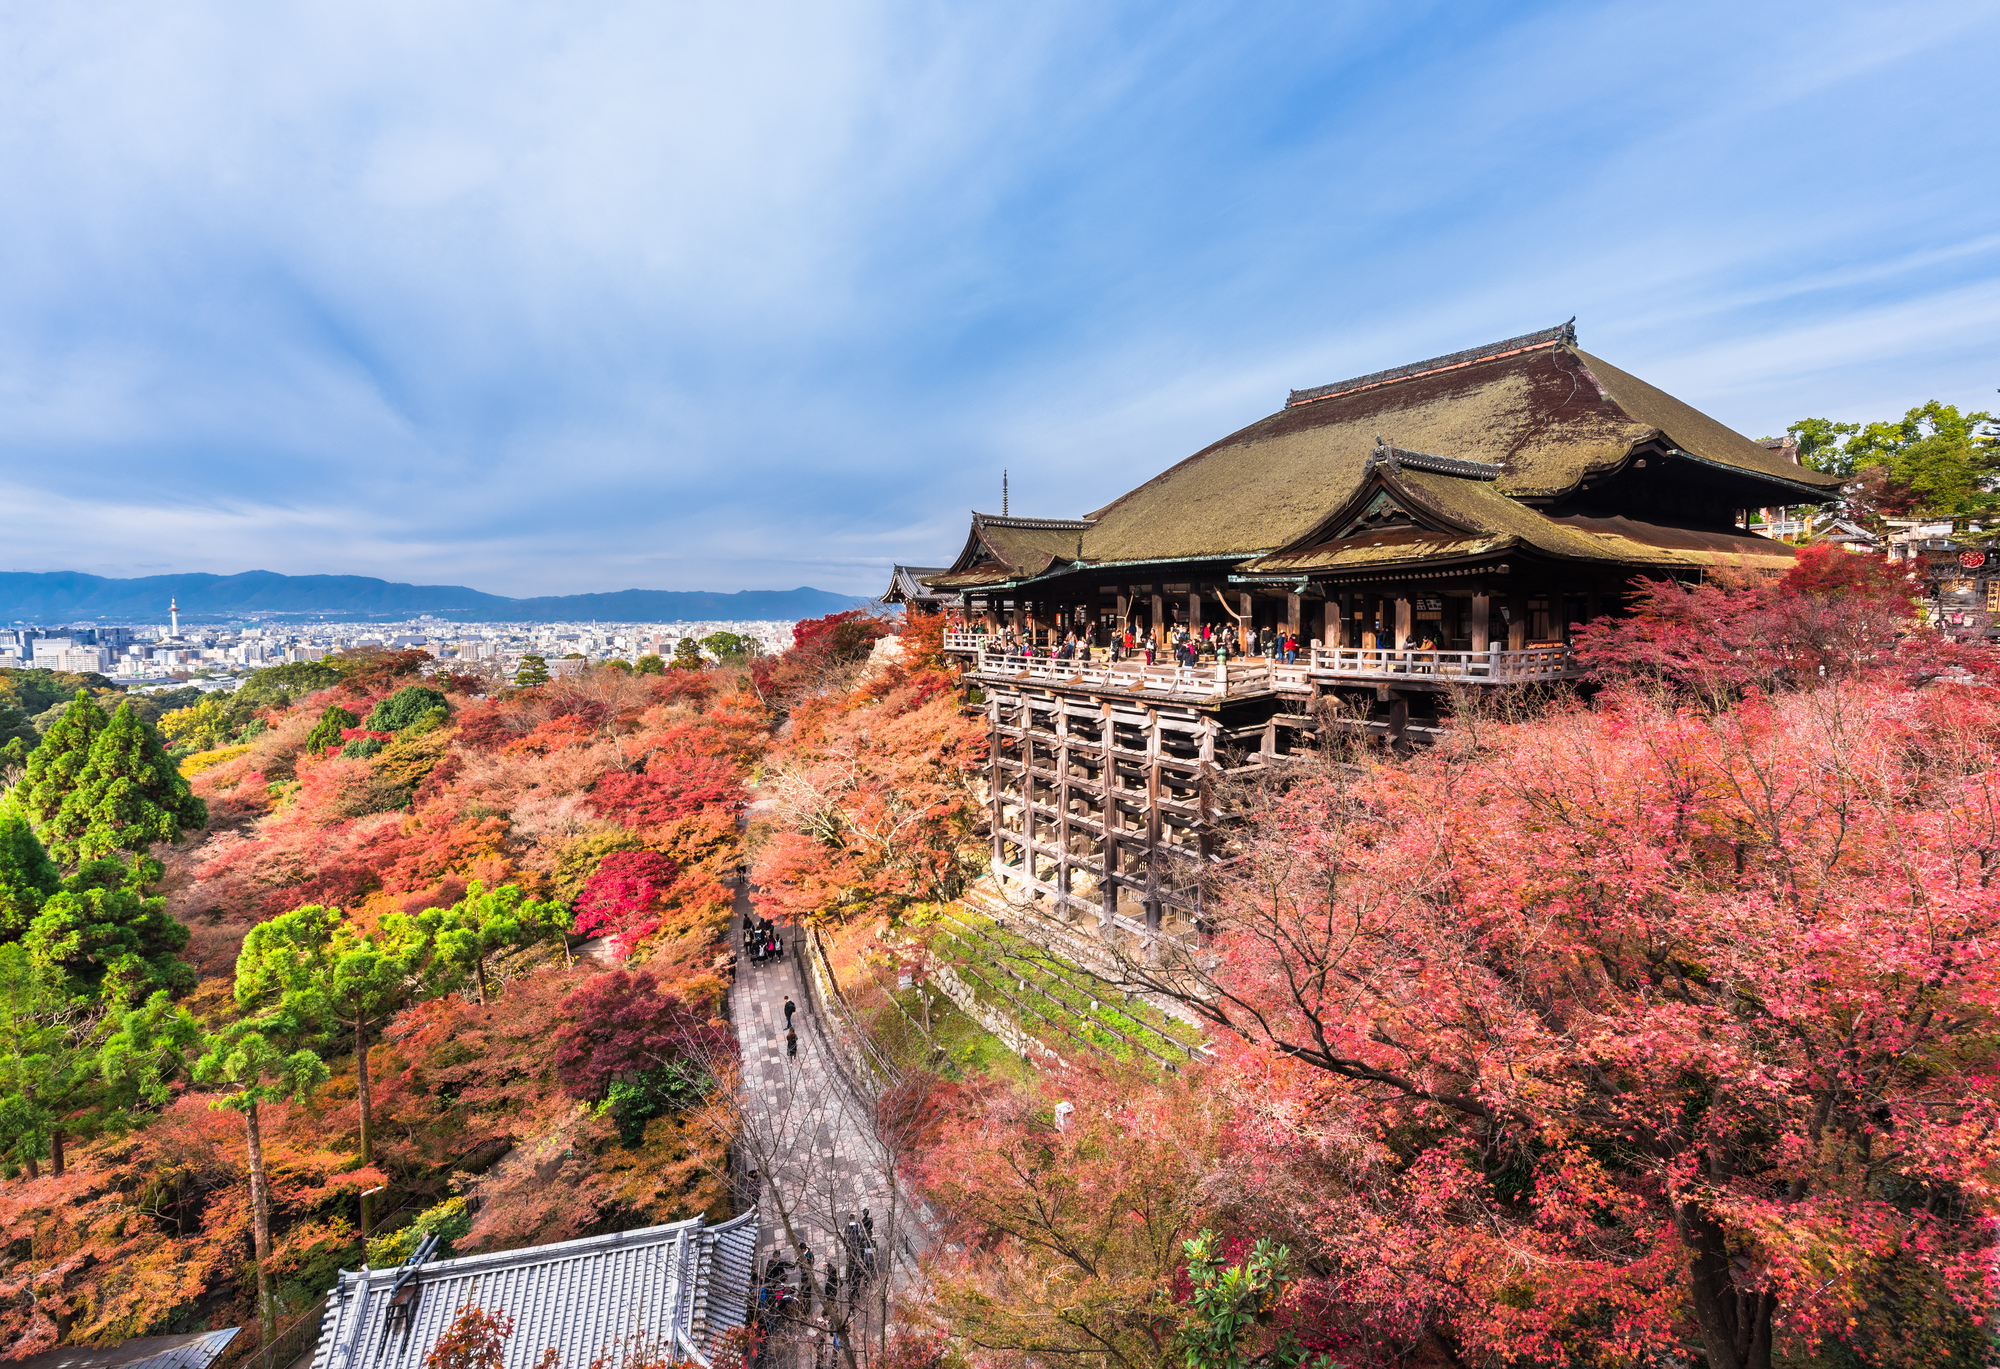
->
[[913, 321, 1840, 940]]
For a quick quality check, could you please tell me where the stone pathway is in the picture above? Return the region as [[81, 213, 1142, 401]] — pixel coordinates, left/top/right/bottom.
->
[[729, 881, 916, 1359]]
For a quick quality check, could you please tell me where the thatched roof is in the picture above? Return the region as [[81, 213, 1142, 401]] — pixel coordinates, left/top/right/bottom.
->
[[927, 325, 1831, 591]]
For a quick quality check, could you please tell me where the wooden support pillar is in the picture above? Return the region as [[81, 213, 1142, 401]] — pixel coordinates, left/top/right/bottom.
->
[[1150, 592, 1166, 647], [1286, 592, 1301, 638], [1386, 691, 1410, 746], [1586, 585, 1602, 623], [1471, 591, 1491, 653], [1393, 595, 1412, 649], [1115, 591, 1130, 642], [1100, 702, 1117, 932], [1189, 588, 1203, 637], [1322, 597, 1339, 649], [1055, 705, 1072, 907], [1144, 708, 1162, 922], [988, 696, 1004, 868], [1010, 601, 1024, 636], [1508, 590, 1528, 651]]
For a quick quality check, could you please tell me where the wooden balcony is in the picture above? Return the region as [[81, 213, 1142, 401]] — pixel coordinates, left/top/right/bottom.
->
[[964, 638, 1581, 698], [968, 650, 1273, 703], [1301, 643, 1580, 684]]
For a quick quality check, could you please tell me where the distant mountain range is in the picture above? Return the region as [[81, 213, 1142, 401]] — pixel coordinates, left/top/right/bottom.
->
[[0, 570, 874, 624]]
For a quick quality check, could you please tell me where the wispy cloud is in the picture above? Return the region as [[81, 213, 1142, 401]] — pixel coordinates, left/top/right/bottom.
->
[[0, 0, 1994, 594]]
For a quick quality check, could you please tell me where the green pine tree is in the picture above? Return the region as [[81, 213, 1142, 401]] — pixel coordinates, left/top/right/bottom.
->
[[364, 685, 448, 733], [236, 903, 437, 1232], [18, 691, 110, 836], [42, 701, 206, 867], [193, 1016, 330, 1343], [0, 801, 61, 939], [433, 880, 567, 1003], [305, 703, 361, 754], [514, 654, 551, 687], [26, 856, 195, 1004]]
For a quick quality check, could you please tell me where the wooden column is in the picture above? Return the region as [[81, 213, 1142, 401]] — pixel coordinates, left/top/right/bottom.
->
[[1144, 708, 1162, 924], [1150, 591, 1166, 647], [1116, 591, 1130, 642], [1189, 588, 1203, 637], [1100, 702, 1118, 932], [1055, 705, 1072, 905], [1387, 691, 1410, 746], [1471, 591, 1491, 652], [1393, 595, 1413, 649], [1508, 589, 1528, 651], [1322, 598, 1338, 649], [1286, 592, 1301, 638], [1010, 601, 1024, 635], [988, 696, 1006, 868]]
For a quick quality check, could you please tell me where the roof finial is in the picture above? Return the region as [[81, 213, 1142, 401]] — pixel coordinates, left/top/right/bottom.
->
[[1560, 316, 1576, 345], [1003, 469, 1009, 516]]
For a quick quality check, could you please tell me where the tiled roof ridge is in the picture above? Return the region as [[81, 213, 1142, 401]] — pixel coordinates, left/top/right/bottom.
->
[[1366, 440, 1502, 481], [1287, 319, 1577, 409], [974, 512, 1096, 531]]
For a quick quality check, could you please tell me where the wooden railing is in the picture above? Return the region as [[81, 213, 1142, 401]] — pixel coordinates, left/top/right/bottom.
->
[[1305, 643, 1579, 682], [943, 630, 988, 653], [961, 639, 1580, 691], [969, 649, 1274, 701]]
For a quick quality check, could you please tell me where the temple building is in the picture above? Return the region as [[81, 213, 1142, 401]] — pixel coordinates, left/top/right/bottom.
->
[[914, 321, 1840, 943], [879, 564, 953, 611], [311, 1214, 757, 1369]]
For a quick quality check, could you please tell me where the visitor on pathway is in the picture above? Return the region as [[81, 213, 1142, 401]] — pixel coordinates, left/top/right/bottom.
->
[[783, 996, 796, 1028], [786, 1026, 798, 1057], [861, 1207, 872, 1241]]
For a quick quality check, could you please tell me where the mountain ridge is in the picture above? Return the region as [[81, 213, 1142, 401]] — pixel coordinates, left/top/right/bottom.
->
[[0, 570, 873, 623]]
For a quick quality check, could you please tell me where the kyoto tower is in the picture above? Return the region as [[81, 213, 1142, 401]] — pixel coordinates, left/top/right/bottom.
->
[[170, 597, 178, 638]]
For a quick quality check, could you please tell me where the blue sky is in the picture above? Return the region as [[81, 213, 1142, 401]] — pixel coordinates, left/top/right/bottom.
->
[[1, 1, 1996, 597]]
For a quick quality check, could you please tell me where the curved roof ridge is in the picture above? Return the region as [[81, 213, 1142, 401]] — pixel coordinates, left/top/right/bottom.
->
[[974, 512, 1096, 531], [1288, 320, 1576, 408], [1368, 441, 1503, 480]]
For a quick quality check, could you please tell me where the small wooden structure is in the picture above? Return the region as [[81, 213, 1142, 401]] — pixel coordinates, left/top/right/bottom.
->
[[879, 565, 952, 611]]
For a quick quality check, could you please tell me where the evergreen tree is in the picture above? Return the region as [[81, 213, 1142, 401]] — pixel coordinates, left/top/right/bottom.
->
[[193, 1016, 329, 1342], [433, 880, 566, 1003], [364, 685, 448, 733], [0, 942, 105, 1177], [26, 856, 195, 1004], [18, 691, 109, 835], [514, 654, 550, 687], [235, 903, 436, 1231], [43, 702, 207, 866], [0, 800, 61, 938], [305, 703, 361, 754]]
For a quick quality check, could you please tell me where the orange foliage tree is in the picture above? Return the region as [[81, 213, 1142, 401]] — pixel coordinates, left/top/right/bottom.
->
[[753, 617, 985, 925]]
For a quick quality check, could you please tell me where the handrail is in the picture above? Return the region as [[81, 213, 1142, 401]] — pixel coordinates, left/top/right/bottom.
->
[[967, 649, 1281, 700], [1306, 643, 1578, 681]]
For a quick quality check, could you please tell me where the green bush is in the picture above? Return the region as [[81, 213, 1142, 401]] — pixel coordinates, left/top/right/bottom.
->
[[365, 686, 449, 733], [365, 1196, 473, 1266], [305, 704, 360, 755], [604, 1062, 711, 1146]]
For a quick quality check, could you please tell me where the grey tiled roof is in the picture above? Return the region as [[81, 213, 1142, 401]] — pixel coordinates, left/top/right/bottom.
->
[[309, 1212, 757, 1369]]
